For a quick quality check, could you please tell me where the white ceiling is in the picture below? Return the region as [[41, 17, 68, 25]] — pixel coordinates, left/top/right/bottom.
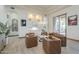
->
[[5, 5, 71, 14]]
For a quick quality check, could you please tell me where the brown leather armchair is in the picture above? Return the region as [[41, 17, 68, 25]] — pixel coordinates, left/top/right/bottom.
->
[[25, 33, 38, 48], [43, 37, 61, 54], [49, 32, 66, 47]]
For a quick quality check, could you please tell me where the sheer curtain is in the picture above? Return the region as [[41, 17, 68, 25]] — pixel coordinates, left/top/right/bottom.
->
[[60, 15, 66, 36], [53, 17, 60, 33]]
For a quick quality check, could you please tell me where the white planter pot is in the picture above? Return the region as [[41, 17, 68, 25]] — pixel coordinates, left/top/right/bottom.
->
[[0, 34, 6, 51], [6, 37, 8, 45]]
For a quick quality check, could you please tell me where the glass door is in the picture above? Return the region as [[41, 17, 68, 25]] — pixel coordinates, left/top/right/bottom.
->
[[53, 14, 66, 36], [59, 15, 66, 36]]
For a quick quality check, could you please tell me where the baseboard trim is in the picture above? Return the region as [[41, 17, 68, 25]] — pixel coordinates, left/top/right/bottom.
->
[[8, 35, 19, 37], [67, 38, 79, 42], [19, 37, 25, 38]]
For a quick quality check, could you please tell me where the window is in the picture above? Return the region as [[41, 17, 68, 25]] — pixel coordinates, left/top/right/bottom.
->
[[53, 14, 66, 36], [53, 17, 60, 33]]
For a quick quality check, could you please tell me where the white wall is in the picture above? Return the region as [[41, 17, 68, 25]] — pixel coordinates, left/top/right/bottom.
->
[[0, 5, 7, 24], [49, 6, 79, 40], [5, 6, 44, 37], [0, 5, 49, 37]]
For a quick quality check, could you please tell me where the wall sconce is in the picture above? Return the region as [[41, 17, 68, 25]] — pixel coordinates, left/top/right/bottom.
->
[[28, 14, 34, 21], [28, 14, 41, 21], [36, 15, 40, 21], [36, 15, 40, 20]]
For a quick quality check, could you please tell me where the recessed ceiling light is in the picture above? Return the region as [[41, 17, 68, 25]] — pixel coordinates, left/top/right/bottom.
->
[[10, 7, 15, 9]]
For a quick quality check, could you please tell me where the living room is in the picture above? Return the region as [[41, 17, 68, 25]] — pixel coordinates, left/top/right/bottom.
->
[[0, 5, 79, 54]]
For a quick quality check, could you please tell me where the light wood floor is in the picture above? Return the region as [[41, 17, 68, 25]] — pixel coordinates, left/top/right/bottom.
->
[[1, 36, 79, 54]]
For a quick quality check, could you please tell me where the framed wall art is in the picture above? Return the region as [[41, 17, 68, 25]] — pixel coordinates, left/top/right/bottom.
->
[[21, 19, 26, 26], [68, 15, 77, 26]]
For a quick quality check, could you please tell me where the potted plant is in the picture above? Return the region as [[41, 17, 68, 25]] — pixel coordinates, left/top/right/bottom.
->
[[0, 22, 10, 47]]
